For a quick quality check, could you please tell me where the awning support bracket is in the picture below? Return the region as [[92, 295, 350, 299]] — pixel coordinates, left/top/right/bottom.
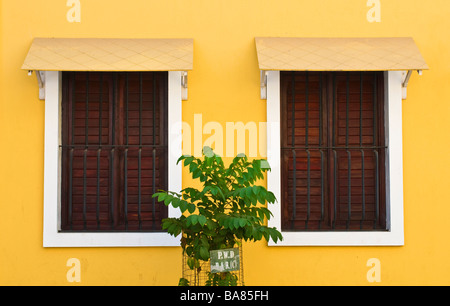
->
[[28, 70, 46, 100], [181, 71, 188, 101], [402, 70, 423, 100], [260, 70, 268, 100]]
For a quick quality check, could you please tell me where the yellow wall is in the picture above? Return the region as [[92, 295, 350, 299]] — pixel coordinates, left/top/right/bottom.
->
[[0, 0, 449, 285]]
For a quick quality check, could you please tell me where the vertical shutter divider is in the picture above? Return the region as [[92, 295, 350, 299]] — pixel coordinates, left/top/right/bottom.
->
[[332, 73, 337, 230], [319, 72, 325, 229], [291, 72, 296, 230], [124, 73, 129, 230], [69, 73, 75, 231], [305, 72, 310, 230], [360, 72, 366, 230], [83, 73, 89, 230], [152, 73, 157, 230]]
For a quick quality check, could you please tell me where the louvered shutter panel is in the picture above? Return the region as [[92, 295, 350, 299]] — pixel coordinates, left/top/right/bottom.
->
[[333, 72, 386, 230], [61, 72, 168, 232], [281, 71, 386, 231], [118, 72, 168, 231], [281, 72, 325, 230]]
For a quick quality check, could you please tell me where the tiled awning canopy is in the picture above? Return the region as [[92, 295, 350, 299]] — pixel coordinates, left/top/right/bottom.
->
[[22, 38, 194, 71], [255, 37, 428, 71]]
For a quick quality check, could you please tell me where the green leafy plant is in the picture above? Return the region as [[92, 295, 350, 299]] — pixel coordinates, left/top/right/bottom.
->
[[153, 146, 282, 286], [205, 271, 238, 286]]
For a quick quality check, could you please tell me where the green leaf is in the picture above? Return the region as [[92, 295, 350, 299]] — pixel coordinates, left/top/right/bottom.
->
[[162, 220, 170, 230], [200, 236, 209, 247], [206, 219, 215, 230], [257, 191, 266, 205], [187, 257, 196, 270], [171, 198, 180, 208], [245, 187, 253, 198], [189, 161, 198, 173], [238, 188, 246, 198], [260, 160, 270, 169], [191, 215, 199, 225], [233, 218, 240, 229], [262, 207, 273, 219], [222, 217, 230, 229], [277, 229, 284, 241], [198, 215, 207, 226], [265, 227, 283, 243], [209, 186, 218, 196], [203, 146, 215, 157], [252, 185, 260, 195], [252, 159, 261, 172], [199, 246, 210, 261], [177, 155, 188, 165], [174, 226, 182, 237], [223, 216, 234, 229], [164, 195, 173, 206], [192, 168, 202, 179], [253, 227, 262, 240], [215, 155, 223, 166], [251, 194, 257, 206], [185, 216, 192, 227], [178, 278, 190, 286], [188, 203, 196, 214], [239, 218, 247, 227], [267, 191, 277, 203], [183, 156, 195, 167], [179, 200, 188, 212], [167, 222, 182, 236], [157, 193, 166, 202], [186, 246, 194, 256], [177, 154, 194, 165]]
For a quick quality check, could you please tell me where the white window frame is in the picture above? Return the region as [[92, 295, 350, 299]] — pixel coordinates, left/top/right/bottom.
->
[[43, 71, 183, 247], [266, 70, 405, 246]]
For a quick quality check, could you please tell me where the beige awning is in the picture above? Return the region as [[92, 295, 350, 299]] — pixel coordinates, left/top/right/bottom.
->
[[255, 37, 428, 71], [22, 38, 194, 71]]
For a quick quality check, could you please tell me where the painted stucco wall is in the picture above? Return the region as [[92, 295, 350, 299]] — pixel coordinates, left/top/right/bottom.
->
[[0, 0, 449, 285]]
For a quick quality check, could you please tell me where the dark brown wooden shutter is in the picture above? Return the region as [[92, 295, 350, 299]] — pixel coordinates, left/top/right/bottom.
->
[[281, 71, 386, 231], [281, 72, 325, 230], [61, 72, 168, 232]]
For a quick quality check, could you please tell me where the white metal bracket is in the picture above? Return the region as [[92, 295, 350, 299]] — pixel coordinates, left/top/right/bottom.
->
[[181, 71, 188, 101], [28, 70, 46, 100], [260, 70, 268, 99], [402, 70, 422, 100]]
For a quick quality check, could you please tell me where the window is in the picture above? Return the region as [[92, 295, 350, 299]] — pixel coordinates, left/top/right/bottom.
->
[[256, 37, 428, 246], [280, 71, 386, 231], [21, 38, 192, 247], [266, 70, 405, 246], [42, 71, 183, 247], [60, 72, 168, 232]]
